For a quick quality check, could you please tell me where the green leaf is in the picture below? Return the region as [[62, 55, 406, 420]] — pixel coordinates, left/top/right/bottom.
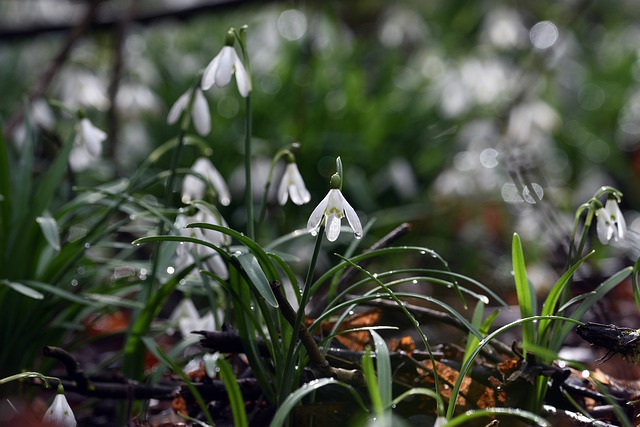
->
[[512, 233, 535, 350], [32, 129, 74, 217], [2, 280, 44, 299], [235, 252, 278, 307], [36, 212, 61, 251], [21, 280, 97, 306], [370, 330, 392, 411], [442, 407, 550, 427], [269, 378, 368, 427], [217, 357, 248, 427], [142, 337, 215, 426]]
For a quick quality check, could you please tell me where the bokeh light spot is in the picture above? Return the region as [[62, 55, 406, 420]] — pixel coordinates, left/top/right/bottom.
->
[[530, 21, 558, 49]]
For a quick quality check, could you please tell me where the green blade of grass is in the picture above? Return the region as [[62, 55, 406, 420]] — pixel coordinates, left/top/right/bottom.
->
[[370, 329, 392, 411], [269, 378, 368, 427], [217, 356, 248, 427], [512, 233, 535, 350]]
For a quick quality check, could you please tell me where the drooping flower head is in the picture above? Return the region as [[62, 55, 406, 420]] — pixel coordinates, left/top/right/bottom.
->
[[167, 87, 211, 136], [174, 204, 230, 279], [278, 154, 311, 206], [596, 196, 626, 244], [182, 157, 231, 206], [307, 173, 363, 242], [201, 29, 251, 97], [42, 385, 77, 427], [69, 117, 106, 172]]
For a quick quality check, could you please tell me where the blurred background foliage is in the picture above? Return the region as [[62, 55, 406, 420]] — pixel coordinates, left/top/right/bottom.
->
[[2, 0, 640, 346]]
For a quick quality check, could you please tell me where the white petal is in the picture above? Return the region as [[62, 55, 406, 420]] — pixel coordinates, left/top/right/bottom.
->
[[233, 54, 251, 97], [326, 189, 344, 215], [167, 91, 189, 125], [43, 393, 77, 427], [80, 118, 105, 156], [192, 89, 211, 136], [595, 208, 611, 244], [207, 164, 231, 206], [340, 192, 362, 239], [307, 192, 331, 233], [289, 164, 310, 205], [170, 298, 199, 324], [68, 144, 93, 172], [206, 253, 229, 279], [201, 51, 222, 90], [325, 213, 341, 242], [277, 170, 289, 206], [182, 174, 206, 203], [214, 46, 235, 88]]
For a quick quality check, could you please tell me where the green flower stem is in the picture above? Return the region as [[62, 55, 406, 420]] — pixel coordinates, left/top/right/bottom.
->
[[256, 148, 295, 233], [244, 95, 254, 240], [278, 225, 324, 402]]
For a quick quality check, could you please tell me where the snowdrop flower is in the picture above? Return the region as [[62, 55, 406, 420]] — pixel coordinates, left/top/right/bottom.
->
[[596, 197, 626, 244], [43, 386, 77, 427], [169, 297, 215, 338], [182, 158, 231, 206], [167, 87, 211, 136], [174, 205, 230, 279], [201, 32, 251, 97], [307, 174, 363, 242], [278, 159, 311, 206], [69, 117, 106, 172]]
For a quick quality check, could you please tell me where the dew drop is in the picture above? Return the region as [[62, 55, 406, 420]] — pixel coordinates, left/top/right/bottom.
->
[[311, 230, 318, 237], [70, 279, 78, 287], [166, 266, 175, 275], [84, 242, 91, 249], [412, 279, 418, 284], [354, 232, 362, 239]]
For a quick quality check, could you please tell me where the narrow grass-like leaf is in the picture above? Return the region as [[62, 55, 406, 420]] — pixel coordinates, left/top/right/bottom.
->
[[142, 337, 215, 426], [36, 213, 61, 251], [84, 293, 143, 309], [21, 280, 97, 306], [537, 250, 594, 347], [32, 129, 74, 217], [269, 378, 368, 427], [2, 280, 44, 300], [362, 348, 383, 415], [392, 388, 445, 417], [446, 315, 581, 418], [217, 356, 248, 427], [512, 233, 535, 350], [442, 407, 550, 427], [370, 330, 392, 410], [235, 252, 278, 307], [552, 267, 632, 350], [463, 302, 499, 364]]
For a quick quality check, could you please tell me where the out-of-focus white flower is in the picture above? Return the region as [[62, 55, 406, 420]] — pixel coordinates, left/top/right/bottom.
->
[[43, 389, 77, 427], [201, 45, 251, 97], [174, 205, 230, 279], [307, 176, 362, 242], [167, 87, 211, 136], [182, 158, 230, 206], [69, 118, 106, 172], [278, 161, 311, 206], [596, 198, 626, 244], [169, 297, 215, 338]]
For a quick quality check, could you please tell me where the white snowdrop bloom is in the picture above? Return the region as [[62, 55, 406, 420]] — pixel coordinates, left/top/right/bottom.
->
[[69, 118, 106, 171], [201, 45, 251, 97], [174, 206, 230, 279], [307, 179, 362, 242], [167, 87, 211, 136], [170, 298, 215, 338], [596, 198, 626, 244], [278, 162, 311, 206], [182, 158, 231, 206], [43, 391, 77, 427]]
